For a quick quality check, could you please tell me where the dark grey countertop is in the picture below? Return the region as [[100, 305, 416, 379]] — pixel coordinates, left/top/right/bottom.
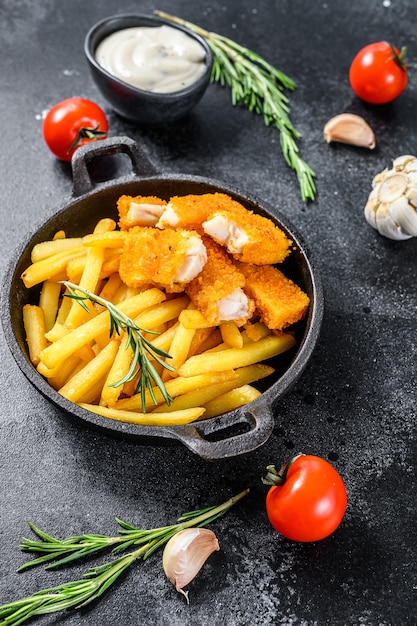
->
[[1, 1, 416, 625]]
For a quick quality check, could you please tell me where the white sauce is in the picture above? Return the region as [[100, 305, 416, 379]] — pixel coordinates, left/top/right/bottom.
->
[[95, 25, 207, 93]]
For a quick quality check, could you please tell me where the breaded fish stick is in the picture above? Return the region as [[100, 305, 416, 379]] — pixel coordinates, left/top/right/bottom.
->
[[118, 195, 167, 230], [237, 262, 310, 330], [185, 237, 255, 325], [203, 199, 292, 265], [156, 193, 228, 231], [119, 226, 207, 293]]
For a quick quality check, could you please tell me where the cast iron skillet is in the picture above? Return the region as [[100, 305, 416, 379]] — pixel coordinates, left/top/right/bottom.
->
[[1, 137, 324, 461]]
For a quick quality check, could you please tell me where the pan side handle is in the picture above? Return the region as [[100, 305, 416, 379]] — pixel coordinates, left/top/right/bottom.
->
[[71, 135, 157, 197], [168, 403, 275, 461]]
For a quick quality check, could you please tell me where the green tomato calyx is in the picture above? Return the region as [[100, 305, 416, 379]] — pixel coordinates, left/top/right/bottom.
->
[[388, 43, 408, 72], [261, 453, 305, 486], [67, 124, 108, 155]]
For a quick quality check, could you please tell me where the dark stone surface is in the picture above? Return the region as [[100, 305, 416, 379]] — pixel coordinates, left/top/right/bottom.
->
[[0, 1, 416, 624]]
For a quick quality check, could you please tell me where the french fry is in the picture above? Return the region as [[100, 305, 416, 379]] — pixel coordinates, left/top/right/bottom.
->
[[241, 322, 271, 343], [45, 321, 68, 343], [120, 373, 141, 399], [99, 254, 121, 279], [162, 319, 196, 380], [21, 246, 87, 288], [204, 322, 272, 354], [65, 219, 115, 330], [97, 273, 123, 303], [134, 295, 190, 331], [179, 309, 214, 329], [78, 376, 109, 405], [65, 257, 86, 284], [39, 288, 166, 370], [31, 237, 83, 263], [39, 280, 62, 332], [177, 333, 296, 377], [79, 403, 205, 426], [82, 231, 126, 248], [46, 356, 83, 390], [115, 370, 238, 411], [66, 249, 122, 284], [153, 363, 274, 413], [100, 332, 134, 407], [22, 304, 48, 366], [94, 218, 117, 232], [55, 288, 72, 325], [220, 321, 243, 349], [202, 384, 262, 418], [112, 283, 133, 304], [187, 327, 216, 357], [59, 339, 120, 403], [37, 354, 80, 381], [192, 328, 223, 354]]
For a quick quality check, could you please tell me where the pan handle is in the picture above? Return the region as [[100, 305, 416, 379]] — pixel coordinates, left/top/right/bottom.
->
[[168, 403, 275, 461], [71, 135, 157, 197]]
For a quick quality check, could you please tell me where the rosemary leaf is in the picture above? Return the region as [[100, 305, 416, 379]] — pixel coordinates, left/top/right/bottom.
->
[[155, 11, 316, 202], [62, 281, 174, 411], [0, 489, 249, 625]]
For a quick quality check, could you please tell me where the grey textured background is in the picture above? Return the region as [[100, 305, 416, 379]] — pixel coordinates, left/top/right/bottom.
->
[[0, 1, 416, 624]]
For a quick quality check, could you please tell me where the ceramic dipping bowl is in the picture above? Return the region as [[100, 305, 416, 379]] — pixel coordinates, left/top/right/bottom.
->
[[84, 13, 213, 124]]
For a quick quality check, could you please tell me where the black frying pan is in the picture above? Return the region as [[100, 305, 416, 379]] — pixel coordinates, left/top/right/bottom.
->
[[1, 137, 324, 460]]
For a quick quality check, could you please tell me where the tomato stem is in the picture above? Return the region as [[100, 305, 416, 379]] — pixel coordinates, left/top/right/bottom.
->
[[388, 44, 408, 72], [67, 124, 108, 155], [261, 453, 304, 486]]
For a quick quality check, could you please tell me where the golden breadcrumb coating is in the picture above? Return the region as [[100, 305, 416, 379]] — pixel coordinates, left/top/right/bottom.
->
[[158, 192, 291, 265], [237, 262, 310, 330], [185, 238, 255, 325], [117, 195, 167, 230], [157, 193, 236, 232], [119, 226, 205, 293], [203, 203, 292, 265]]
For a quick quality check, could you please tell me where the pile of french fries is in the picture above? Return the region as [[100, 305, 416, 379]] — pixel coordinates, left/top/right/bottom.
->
[[21, 217, 297, 427]]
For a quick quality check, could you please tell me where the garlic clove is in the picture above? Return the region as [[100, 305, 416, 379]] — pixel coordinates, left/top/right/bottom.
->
[[323, 113, 376, 149], [392, 155, 417, 171], [373, 203, 412, 240], [377, 172, 408, 204], [389, 195, 417, 236], [364, 195, 379, 230], [407, 185, 417, 208], [163, 528, 220, 603]]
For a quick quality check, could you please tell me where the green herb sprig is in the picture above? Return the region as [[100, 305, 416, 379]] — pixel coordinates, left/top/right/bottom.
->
[[0, 489, 249, 625], [156, 11, 316, 202], [62, 281, 174, 411]]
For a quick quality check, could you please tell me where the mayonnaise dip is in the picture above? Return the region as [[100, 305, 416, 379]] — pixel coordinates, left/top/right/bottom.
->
[[95, 25, 207, 93]]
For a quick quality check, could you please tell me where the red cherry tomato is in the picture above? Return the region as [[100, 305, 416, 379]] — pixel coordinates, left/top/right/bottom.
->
[[42, 97, 108, 161], [263, 454, 347, 542], [349, 41, 408, 105]]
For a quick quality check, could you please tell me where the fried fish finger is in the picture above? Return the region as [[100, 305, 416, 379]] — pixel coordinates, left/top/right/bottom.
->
[[118, 195, 167, 230], [237, 262, 310, 330], [203, 206, 291, 264], [185, 237, 255, 325], [119, 226, 207, 292]]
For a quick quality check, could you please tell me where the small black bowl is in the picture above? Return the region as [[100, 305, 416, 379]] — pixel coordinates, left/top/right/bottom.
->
[[85, 14, 213, 124]]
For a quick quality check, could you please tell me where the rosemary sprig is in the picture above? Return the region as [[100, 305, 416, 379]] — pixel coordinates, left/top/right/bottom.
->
[[156, 11, 316, 202], [62, 281, 174, 411], [0, 489, 249, 625]]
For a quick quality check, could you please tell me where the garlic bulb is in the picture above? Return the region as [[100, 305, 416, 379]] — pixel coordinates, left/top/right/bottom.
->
[[163, 528, 220, 602], [364, 155, 417, 240], [323, 113, 376, 149]]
